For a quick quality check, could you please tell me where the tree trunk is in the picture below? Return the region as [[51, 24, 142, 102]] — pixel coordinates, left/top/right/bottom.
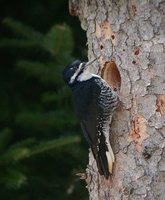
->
[[69, 0, 165, 199]]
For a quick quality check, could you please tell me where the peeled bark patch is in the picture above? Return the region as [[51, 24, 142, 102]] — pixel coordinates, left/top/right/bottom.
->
[[131, 4, 137, 16], [128, 115, 149, 152], [96, 21, 116, 43], [156, 94, 165, 116], [100, 21, 116, 44]]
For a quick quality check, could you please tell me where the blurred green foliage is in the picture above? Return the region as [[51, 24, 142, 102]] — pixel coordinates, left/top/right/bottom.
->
[[0, 1, 88, 199]]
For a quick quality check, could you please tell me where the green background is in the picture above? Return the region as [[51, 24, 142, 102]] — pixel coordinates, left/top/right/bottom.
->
[[0, 0, 88, 199]]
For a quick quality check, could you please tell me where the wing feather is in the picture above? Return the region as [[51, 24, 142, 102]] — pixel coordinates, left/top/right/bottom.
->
[[72, 77, 112, 178]]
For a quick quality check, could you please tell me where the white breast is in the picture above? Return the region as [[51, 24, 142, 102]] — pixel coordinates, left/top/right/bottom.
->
[[77, 71, 100, 82]]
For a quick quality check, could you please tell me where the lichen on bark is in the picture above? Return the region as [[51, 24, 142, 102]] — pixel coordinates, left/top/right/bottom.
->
[[69, 0, 165, 199]]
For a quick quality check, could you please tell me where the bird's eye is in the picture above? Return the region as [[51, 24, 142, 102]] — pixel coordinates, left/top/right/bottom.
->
[[70, 66, 76, 71]]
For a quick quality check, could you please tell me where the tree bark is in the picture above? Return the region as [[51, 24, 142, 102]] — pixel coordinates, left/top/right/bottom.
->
[[69, 0, 165, 199]]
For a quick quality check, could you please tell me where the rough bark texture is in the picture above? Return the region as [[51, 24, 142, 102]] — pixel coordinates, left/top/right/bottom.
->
[[69, 0, 165, 199]]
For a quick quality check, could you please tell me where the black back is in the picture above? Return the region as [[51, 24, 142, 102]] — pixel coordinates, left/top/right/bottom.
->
[[71, 77, 110, 178]]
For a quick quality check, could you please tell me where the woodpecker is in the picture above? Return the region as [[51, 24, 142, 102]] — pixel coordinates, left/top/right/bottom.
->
[[63, 58, 118, 179]]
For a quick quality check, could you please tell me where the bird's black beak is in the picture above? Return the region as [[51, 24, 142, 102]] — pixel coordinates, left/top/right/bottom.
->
[[84, 56, 100, 70], [78, 62, 86, 73]]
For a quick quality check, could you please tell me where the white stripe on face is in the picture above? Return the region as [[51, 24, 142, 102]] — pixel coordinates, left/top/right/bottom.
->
[[69, 63, 84, 84]]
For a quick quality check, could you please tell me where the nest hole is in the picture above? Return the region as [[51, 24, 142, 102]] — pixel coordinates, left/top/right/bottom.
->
[[111, 35, 115, 40], [101, 60, 121, 91], [100, 45, 104, 50]]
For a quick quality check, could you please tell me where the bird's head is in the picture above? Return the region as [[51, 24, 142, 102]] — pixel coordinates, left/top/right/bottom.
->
[[63, 60, 85, 86], [63, 58, 98, 86]]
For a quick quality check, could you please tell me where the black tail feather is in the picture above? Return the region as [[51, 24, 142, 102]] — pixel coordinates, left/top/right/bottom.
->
[[91, 144, 110, 179]]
